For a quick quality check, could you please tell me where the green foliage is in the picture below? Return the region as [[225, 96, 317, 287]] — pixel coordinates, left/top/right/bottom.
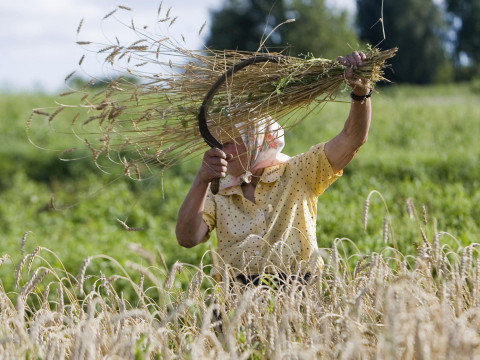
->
[[205, 0, 480, 84], [0, 84, 478, 296], [206, 0, 359, 58], [356, 0, 451, 84], [282, 0, 360, 59], [446, 0, 480, 70], [206, 0, 289, 51], [285, 83, 479, 251]]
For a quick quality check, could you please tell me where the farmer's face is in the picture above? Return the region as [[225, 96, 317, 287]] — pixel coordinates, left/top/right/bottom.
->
[[223, 137, 248, 177]]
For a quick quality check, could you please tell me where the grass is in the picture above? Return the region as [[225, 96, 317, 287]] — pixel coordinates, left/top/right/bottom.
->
[[0, 82, 479, 357], [1, 83, 479, 275]]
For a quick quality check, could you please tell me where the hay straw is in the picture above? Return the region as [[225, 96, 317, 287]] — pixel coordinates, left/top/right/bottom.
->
[[30, 7, 396, 179], [3, 216, 480, 359]]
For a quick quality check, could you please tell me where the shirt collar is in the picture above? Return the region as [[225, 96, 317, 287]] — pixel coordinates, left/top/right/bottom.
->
[[217, 182, 243, 196], [260, 162, 286, 183], [217, 162, 286, 196]]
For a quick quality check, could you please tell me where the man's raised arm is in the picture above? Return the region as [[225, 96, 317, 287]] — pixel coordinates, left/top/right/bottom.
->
[[325, 51, 372, 173]]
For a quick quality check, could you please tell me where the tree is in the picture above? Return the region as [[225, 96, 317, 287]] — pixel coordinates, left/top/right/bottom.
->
[[206, 0, 359, 60], [356, 0, 451, 84], [283, 0, 360, 59], [206, 0, 288, 52], [445, 0, 480, 74]]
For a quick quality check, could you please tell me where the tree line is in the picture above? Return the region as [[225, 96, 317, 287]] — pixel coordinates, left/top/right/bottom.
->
[[206, 0, 479, 84]]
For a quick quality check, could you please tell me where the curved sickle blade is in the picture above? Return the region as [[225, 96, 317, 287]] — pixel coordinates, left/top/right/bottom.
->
[[198, 54, 282, 193]]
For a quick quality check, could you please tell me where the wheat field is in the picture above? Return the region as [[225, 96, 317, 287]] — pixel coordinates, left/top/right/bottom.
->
[[2, 4, 479, 358], [1, 199, 479, 359]]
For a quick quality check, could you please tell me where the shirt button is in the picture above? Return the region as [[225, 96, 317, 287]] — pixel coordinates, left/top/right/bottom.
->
[[255, 251, 260, 255], [258, 184, 262, 188]]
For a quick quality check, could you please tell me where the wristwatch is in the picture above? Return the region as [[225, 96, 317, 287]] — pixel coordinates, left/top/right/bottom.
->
[[350, 87, 373, 102]]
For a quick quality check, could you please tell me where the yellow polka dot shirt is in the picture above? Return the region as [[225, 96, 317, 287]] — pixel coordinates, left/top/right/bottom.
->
[[202, 142, 342, 275]]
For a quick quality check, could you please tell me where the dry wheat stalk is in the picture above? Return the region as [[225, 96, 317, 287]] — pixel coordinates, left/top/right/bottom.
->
[[28, 7, 396, 179], [20, 231, 31, 256], [26, 247, 42, 274], [382, 216, 389, 244], [15, 255, 28, 289], [127, 243, 156, 265], [76, 256, 92, 295], [21, 270, 48, 297], [422, 204, 428, 225], [164, 261, 181, 290], [0, 254, 10, 267], [406, 198, 415, 219], [56, 284, 64, 316], [362, 198, 370, 231], [2, 234, 480, 359]]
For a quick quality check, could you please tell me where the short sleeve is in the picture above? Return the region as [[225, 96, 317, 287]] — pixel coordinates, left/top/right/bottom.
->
[[202, 188, 217, 241], [300, 142, 342, 196]]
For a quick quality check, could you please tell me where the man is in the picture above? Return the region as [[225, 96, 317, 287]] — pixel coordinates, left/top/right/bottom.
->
[[176, 51, 371, 279]]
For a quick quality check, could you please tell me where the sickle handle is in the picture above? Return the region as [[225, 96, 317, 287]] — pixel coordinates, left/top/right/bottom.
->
[[210, 178, 220, 194], [198, 54, 282, 194]]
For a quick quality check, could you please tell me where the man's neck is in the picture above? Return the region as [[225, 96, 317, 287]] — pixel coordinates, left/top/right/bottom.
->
[[241, 168, 264, 203]]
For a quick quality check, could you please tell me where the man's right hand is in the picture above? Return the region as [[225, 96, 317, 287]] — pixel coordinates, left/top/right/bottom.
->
[[177, 148, 231, 248], [198, 148, 232, 184]]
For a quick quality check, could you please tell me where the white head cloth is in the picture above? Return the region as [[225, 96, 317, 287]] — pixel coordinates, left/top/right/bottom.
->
[[220, 117, 290, 191]]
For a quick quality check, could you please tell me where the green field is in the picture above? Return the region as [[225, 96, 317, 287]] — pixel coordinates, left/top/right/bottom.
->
[[0, 83, 478, 288], [1, 83, 480, 358]]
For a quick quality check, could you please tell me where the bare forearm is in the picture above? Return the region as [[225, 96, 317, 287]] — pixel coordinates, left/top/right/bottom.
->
[[343, 96, 371, 150], [325, 92, 371, 172], [176, 147, 228, 248], [325, 51, 373, 172], [176, 175, 210, 248]]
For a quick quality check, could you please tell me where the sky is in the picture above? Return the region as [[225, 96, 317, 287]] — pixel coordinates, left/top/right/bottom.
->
[[1, 0, 354, 93]]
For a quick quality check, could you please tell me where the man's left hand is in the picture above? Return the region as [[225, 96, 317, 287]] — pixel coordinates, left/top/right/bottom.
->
[[337, 51, 370, 95]]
